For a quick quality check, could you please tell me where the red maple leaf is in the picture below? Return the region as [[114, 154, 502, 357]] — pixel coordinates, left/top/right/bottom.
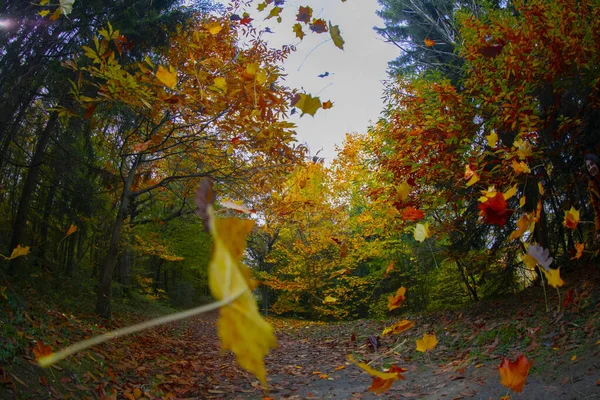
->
[[296, 6, 312, 23], [498, 354, 533, 393], [478, 192, 513, 226]]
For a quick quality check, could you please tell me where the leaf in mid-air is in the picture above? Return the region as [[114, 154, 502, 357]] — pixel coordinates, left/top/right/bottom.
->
[[478, 192, 512, 226], [414, 223, 430, 242], [382, 320, 414, 336], [509, 213, 533, 241], [498, 354, 533, 393], [296, 6, 312, 23], [156, 65, 177, 89], [293, 93, 322, 117], [527, 244, 553, 270], [220, 198, 255, 214], [65, 224, 77, 237], [424, 38, 435, 47], [265, 6, 282, 21], [571, 243, 584, 260], [292, 23, 305, 40], [309, 19, 328, 33], [416, 333, 438, 352], [322, 100, 334, 109], [540, 267, 564, 288], [323, 295, 337, 304], [388, 287, 406, 311], [4, 245, 30, 260], [464, 165, 479, 187], [512, 159, 531, 174], [563, 207, 579, 230], [59, 0, 75, 16], [329, 22, 345, 49], [207, 206, 277, 386], [347, 355, 405, 394]]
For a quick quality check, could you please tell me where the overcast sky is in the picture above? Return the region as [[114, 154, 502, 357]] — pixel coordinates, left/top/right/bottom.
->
[[231, 0, 398, 161]]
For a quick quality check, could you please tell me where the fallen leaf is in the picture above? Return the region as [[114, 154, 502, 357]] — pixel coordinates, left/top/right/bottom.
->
[[416, 333, 438, 352], [382, 320, 415, 336]]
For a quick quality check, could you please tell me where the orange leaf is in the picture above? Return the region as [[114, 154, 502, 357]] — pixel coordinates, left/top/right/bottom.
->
[[309, 19, 327, 33], [571, 243, 584, 260], [401, 207, 424, 221], [388, 287, 406, 311], [563, 207, 580, 230], [65, 224, 77, 237], [322, 100, 334, 109], [424, 38, 435, 47], [347, 355, 405, 394], [33, 341, 53, 361], [498, 354, 533, 393], [382, 319, 415, 336], [384, 261, 394, 277]]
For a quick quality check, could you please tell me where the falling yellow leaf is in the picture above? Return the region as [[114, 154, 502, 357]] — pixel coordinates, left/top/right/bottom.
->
[[208, 208, 277, 386], [513, 138, 532, 160], [414, 223, 430, 242], [382, 320, 415, 336], [509, 213, 533, 241], [323, 295, 337, 304], [293, 93, 322, 117], [156, 65, 177, 89], [4, 245, 31, 260], [329, 21, 345, 50], [571, 355, 577, 361], [65, 224, 77, 237], [416, 333, 438, 352], [464, 165, 479, 187], [38, 10, 50, 17], [503, 184, 518, 200], [521, 253, 538, 270], [540, 267, 564, 288], [388, 287, 406, 311], [520, 196, 526, 208], [512, 159, 531, 174]]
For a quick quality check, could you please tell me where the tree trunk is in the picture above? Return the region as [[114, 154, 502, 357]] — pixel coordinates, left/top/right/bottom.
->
[[8, 111, 59, 276], [95, 155, 140, 319]]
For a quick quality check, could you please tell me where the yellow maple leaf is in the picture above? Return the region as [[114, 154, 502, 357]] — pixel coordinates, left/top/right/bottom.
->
[[509, 213, 533, 241], [540, 267, 564, 288], [293, 93, 322, 117], [414, 223, 430, 242], [520, 253, 537, 270], [503, 184, 518, 200], [416, 333, 438, 352], [464, 165, 479, 187], [208, 209, 277, 386], [156, 65, 177, 89], [38, 10, 50, 17]]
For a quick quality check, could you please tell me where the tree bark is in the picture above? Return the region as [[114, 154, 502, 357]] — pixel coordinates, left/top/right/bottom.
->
[[8, 111, 59, 276], [95, 155, 140, 319]]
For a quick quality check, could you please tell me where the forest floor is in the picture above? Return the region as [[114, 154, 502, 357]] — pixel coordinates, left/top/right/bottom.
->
[[1, 266, 600, 400]]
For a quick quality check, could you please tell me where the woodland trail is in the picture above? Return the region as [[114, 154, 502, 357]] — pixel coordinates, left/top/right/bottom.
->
[[3, 278, 600, 400]]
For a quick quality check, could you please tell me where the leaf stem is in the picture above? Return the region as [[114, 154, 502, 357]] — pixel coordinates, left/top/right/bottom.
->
[[38, 289, 245, 367]]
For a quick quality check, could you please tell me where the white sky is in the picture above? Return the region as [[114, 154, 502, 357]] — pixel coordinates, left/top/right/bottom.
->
[[230, 0, 398, 161]]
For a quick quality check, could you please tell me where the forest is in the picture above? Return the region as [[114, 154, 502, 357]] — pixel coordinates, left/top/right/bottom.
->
[[1, 0, 599, 398]]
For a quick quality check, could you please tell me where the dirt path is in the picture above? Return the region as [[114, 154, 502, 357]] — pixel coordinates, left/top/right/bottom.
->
[[3, 281, 600, 400]]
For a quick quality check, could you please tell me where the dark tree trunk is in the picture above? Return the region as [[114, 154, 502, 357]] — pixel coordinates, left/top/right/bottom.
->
[[8, 111, 59, 276], [95, 155, 140, 319]]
